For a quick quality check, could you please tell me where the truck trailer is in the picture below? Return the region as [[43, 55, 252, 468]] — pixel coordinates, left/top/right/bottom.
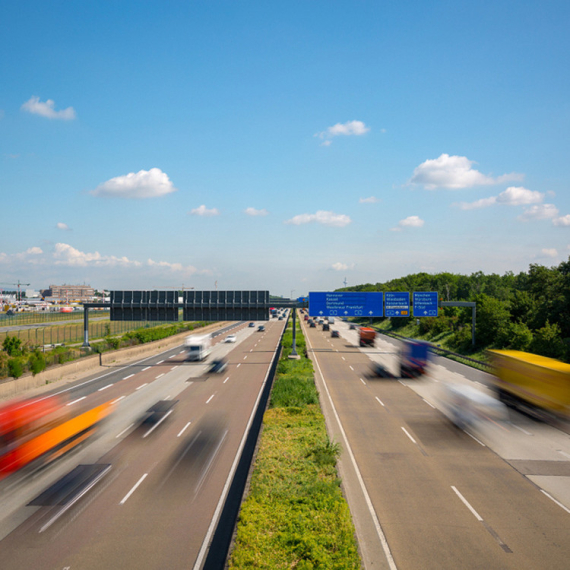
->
[[359, 327, 376, 347], [400, 340, 431, 378], [489, 349, 570, 420], [184, 334, 212, 361]]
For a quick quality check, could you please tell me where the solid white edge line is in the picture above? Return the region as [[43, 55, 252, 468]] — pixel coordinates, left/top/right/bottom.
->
[[39, 465, 112, 533], [67, 396, 86, 406], [401, 427, 417, 444], [142, 410, 173, 438], [123, 374, 134, 380], [177, 421, 192, 438], [541, 489, 570, 514], [304, 325, 398, 570], [192, 334, 283, 570], [116, 423, 134, 438], [464, 431, 486, 446], [375, 396, 385, 407], [98, 384, 112, 392], [136, 383, 148, 391], [120, 473, 148, 504], [451, 486, 483, 521]]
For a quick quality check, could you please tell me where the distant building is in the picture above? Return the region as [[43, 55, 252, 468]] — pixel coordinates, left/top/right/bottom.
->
[[42, 284, 95, 302]]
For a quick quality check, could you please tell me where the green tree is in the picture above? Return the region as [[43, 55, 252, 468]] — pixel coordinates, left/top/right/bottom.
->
[[474, 294, 511, 347], [530, 321, 566, 360], [3, 335, 22, 357]]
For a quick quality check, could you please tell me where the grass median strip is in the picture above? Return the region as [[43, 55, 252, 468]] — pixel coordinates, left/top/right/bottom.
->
[[229, 317, 361, 570]]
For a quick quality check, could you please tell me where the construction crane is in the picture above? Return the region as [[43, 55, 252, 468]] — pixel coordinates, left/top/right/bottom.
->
[[0, 281, 31, 305]]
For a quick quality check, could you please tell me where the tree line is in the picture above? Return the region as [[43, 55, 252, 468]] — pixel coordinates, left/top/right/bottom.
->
[[338, 259, 570, 361]]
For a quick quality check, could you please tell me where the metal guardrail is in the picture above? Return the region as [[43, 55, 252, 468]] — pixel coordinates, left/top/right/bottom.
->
[[374, 328, 493, 372]]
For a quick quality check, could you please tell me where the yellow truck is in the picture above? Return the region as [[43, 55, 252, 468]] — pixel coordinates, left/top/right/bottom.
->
[[489, 350, 570, 420]]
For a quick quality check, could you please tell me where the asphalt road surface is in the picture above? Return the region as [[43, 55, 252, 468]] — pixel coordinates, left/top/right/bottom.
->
[[302, 314, 570, 570], [0, 318, 286, 569]]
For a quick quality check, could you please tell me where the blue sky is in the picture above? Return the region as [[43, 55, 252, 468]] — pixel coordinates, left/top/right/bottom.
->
[[1, 1, 569, 297]]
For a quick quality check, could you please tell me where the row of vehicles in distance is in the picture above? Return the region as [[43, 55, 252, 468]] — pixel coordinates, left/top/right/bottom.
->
[[304, 314, 340, 337]]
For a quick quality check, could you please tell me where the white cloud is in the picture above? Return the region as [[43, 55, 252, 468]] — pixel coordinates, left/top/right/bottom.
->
[[56, 222, 71, 231], [53, 243, 141, 267], [190, 205, 220, 217], [553, 214, 570, 227], [91, 168, 177, 199], [410, 154, 523, 190], [315, 120, 370, 145], [541, 248, 558, 258], [244, 207, 269, 216], [21, 96, 76, 120], [359, 196, 380, 204], [25, 247, 43, 255], [390, 215, 424, 231], [285, 210, 352, 227], [331, 262, 355, 271], [518, 204, 559, 221], [455, 186, 544, 210], [496, 187, 544, 206]]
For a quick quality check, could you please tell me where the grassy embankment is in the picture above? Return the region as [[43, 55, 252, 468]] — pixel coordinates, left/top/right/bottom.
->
[[229, 316, 361, 570]]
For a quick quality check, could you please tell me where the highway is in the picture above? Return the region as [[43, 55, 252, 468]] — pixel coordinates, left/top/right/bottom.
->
[[0, 318, 286, 569], [302, 314, 570, 570]]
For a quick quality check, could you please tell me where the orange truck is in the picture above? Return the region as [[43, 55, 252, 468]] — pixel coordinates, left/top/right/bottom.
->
[[359, 327, 376, 347]]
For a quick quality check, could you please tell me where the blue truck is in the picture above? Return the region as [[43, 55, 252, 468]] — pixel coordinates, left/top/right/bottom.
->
[[400, 340, 431, 378]]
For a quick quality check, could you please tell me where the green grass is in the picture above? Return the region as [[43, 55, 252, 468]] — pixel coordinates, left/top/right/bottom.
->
[[229, 317, 361, 570]]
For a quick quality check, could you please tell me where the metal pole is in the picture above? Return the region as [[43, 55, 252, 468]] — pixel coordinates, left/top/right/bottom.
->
[[291, 308, 298, 357], [83, 306, 90, 347], [472, 305, 476, 347]]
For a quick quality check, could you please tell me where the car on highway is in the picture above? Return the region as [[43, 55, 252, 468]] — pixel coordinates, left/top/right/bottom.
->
[[309, 322, 316, 328], [278, 316, 283, 320], [208, 358, 228, 374], [248, 322, 255, 327], [322, 323, 330, 331], [258, 325, 265, 332], [349, 324, 357, 330], [331, 330, 339, 338], [224, 334, 237, 343]]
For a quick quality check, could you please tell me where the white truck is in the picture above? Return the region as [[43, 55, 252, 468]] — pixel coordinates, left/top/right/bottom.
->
[[184, 334, 212, 361]]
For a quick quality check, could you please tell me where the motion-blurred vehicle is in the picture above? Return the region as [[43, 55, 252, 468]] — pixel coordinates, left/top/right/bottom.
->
[[142, 400, 178, 424], [257, 325, 265, 332], [185, 334, 212, 361], [359, 327, 376, 347], [331, 330, 340, 338], [489, 350, 570, 420], [208, 358, 228, 374], [0, 395, 114, 479], [400, 340, 431, 378], [224, 334, 237, 343], [440, 383, 507, 429]]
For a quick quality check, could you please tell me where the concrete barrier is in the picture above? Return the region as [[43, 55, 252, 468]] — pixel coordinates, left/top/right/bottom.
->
[[0, 322, 228, 401]]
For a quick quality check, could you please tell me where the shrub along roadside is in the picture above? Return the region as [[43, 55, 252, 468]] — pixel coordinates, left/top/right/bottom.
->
[[228, 317, 361, 569]]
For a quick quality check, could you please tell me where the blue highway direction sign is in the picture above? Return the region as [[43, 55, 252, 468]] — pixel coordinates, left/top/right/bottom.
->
[[385, 292, 410, 317], [309, 292, 383, 317], [413, 292, 439, 317]]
